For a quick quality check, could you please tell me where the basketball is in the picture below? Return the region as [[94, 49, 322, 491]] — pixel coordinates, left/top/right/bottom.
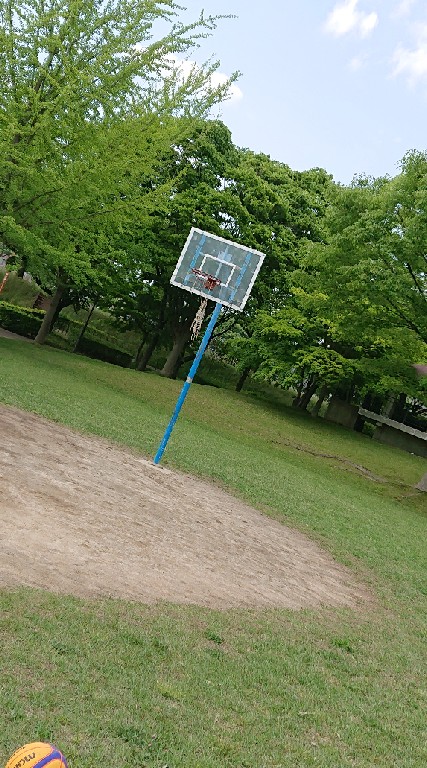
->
[[5, 743, 68, 768]]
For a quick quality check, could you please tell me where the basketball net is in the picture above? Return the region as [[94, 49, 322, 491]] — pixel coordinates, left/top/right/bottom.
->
[[191, 297, 208, 340]]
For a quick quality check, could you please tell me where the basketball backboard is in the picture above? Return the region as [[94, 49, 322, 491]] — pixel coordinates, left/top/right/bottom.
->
[[170, 228, 265, 311]]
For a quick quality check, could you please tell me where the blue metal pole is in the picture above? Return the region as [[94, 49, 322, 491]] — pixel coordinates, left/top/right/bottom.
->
[[153, 302, 222, 464]]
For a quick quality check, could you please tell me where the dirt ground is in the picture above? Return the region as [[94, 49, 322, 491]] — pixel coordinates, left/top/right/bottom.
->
[[0, 404, 370, 610]]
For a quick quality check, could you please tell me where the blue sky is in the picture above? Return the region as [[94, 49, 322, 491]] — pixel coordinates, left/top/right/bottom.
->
[[174, 0, 427, 184]]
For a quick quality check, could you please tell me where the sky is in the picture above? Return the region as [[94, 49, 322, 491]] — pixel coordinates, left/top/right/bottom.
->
[[169, 0, 427, 184]]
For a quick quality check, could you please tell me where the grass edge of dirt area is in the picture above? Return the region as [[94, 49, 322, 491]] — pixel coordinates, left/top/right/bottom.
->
[[1, 340, 427, 768], [0, 338, 425, 600]]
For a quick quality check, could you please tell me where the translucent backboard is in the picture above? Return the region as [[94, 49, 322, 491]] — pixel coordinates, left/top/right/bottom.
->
[[170, 228, 265, 311]]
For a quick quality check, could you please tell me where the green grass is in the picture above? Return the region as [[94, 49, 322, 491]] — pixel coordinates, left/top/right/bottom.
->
[[1, 339, 426, 768], [179, 352, 295, 403]]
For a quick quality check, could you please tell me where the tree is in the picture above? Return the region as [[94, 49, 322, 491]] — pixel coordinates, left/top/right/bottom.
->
[[413, 364, 427, 492], [0, 0, 238, 342], [216, 156, 427, 410], [289, 156, 427, 413], [108, 118, 242, 377], [314, 156, 427, 347], [216, 153, 335, 393]]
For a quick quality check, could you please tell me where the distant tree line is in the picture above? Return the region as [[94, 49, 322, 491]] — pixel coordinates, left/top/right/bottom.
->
[[1, 0, 426, 428]]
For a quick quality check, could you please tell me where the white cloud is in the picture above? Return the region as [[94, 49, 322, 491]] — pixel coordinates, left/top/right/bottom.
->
[[392, 22, 427, 82], [359, 11, 378, 36], [392, 0, 417, 19], [324, 0, 379, 38]]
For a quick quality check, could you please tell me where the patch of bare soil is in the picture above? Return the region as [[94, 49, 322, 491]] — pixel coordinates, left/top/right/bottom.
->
[[0, 405, 370, 610]]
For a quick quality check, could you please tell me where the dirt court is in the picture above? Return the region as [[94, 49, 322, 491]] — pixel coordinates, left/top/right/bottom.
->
[[0, 404, 370, 610]]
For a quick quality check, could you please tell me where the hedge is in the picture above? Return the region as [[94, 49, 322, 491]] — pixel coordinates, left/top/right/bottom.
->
[[0, 301, 44, 338], [76, 336, 133, 368], [0, 301, 132, 367]]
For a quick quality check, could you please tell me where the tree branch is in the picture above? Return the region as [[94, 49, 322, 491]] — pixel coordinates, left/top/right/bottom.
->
[[386, 296, 427, 344], [405, 261, 427, 299]]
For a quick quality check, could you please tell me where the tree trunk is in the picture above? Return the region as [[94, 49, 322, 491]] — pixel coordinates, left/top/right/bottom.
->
[[293, 374, 317, 410], [336, 383, 357, 403], [311, 385, 329, 417], [416, 472, 427, 492], [297, 380, 318, 411], [236, 366, 251, 393], [51, 288, 70, 329], [73, 301, 96, 352], [136, 291, 168, 371], [133, 334, 147, 368], [16, 256, 28, 278], [161, 326, 191, 379], [34, 281, 66, 344], [390, 392, 407, 422], [382, 394, 396, 417], [137, 333, 160, 371], [292, 369, 306, 407], [353, 392, 373, 432]]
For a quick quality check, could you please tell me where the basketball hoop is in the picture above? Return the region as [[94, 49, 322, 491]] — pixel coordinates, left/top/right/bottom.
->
[[191, 268, 221, 291], [190, 269, 221, 340], [171, 227, 265, 312], [154, 228, 266, 464]]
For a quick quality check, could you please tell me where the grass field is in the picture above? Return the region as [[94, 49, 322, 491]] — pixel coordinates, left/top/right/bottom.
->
[[1, 338, 426, 768]]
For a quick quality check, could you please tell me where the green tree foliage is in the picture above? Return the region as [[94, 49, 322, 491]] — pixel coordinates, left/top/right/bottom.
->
[[219, 152, 427, 410], [296, 153, 427, 406], [108, 118, 242, 377], [0, 0, 238, 341], [216, 153, 335, 390], [317, 154, 427, 346]]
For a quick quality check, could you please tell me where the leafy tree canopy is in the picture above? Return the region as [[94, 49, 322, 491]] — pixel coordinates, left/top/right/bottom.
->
[[0, 0, 238, 312]]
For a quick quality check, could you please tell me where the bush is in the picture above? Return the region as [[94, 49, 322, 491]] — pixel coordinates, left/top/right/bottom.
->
[[54, 315, 73, 334], [53, 315, 84, 338], [0, 269, 44, 307], [0, 300, 132, 367], [0, 301, 44, 338], [60, 305, 141, 353], [77, 336, 133, 368]]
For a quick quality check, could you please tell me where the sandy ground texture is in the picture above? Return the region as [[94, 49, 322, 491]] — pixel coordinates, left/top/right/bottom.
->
[[0, 404, 370, 610]]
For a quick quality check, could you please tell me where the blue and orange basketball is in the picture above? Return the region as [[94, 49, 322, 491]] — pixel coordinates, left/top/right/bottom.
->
[[5, 742, 68, 768]]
